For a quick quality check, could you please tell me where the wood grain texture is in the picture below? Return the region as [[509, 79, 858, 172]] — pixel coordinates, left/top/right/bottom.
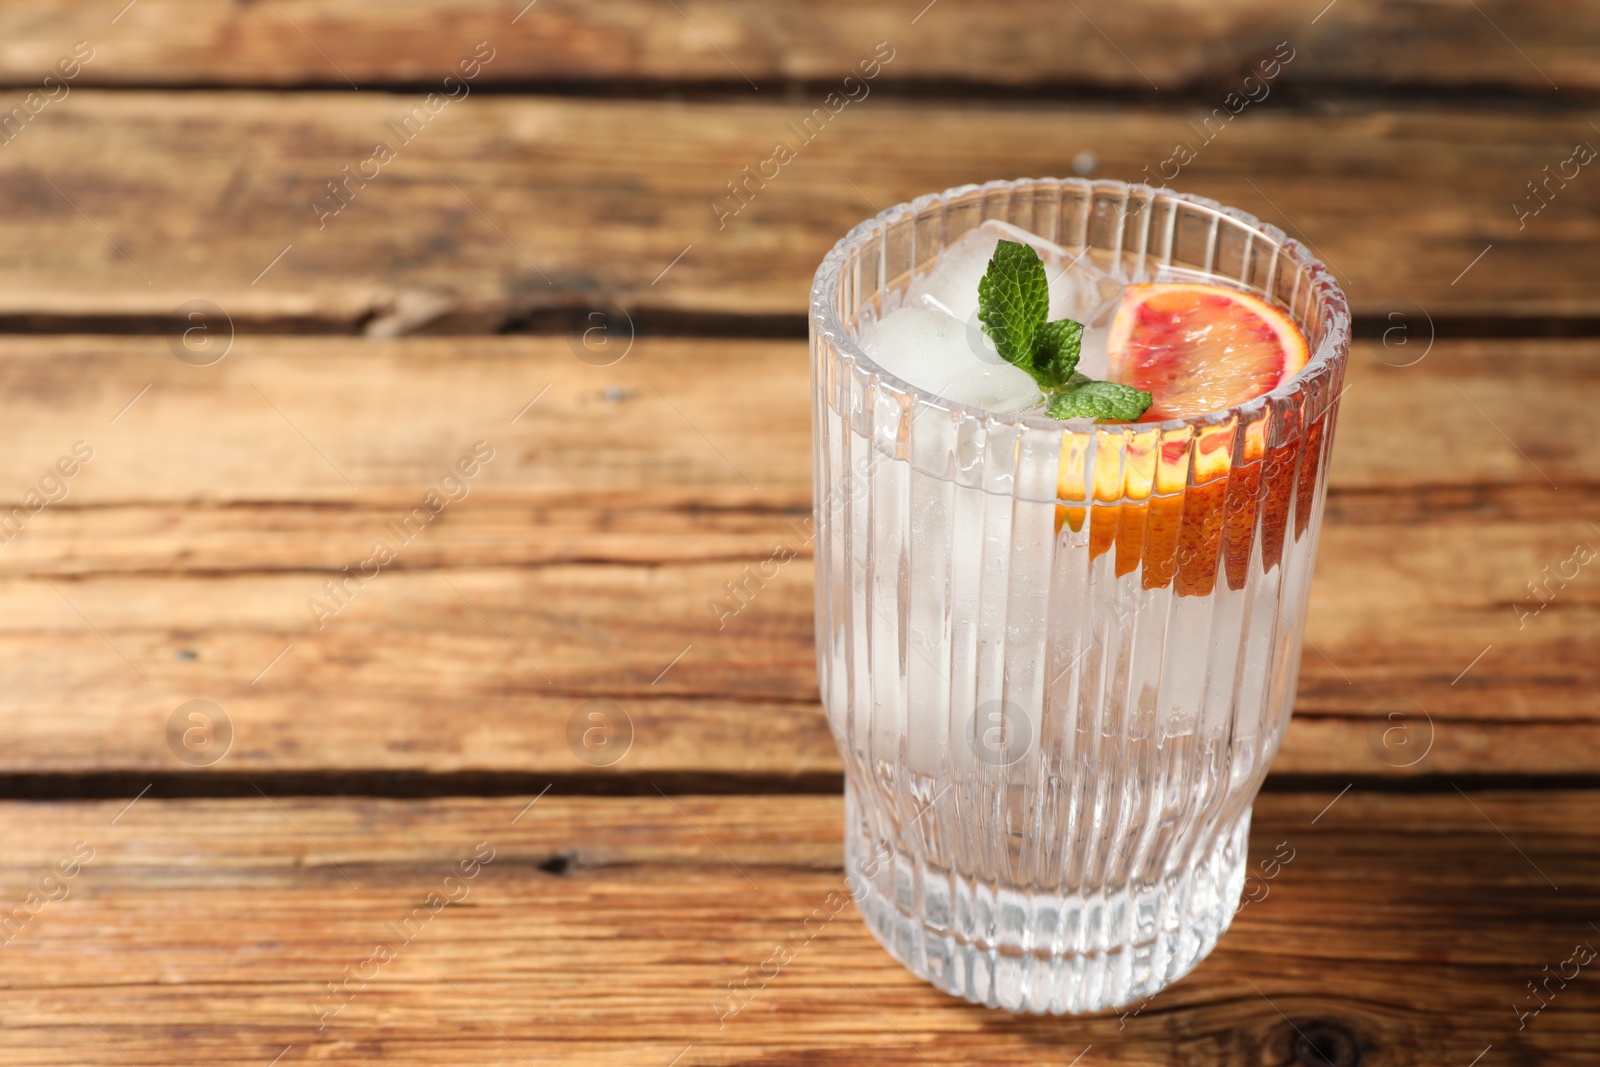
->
[[0, 335, 1590, 779], [0, 791, 1594, 1064], [0, 335, 1588, 505], [0, 95, 1595, 327], [0, 0, 1586, 91]]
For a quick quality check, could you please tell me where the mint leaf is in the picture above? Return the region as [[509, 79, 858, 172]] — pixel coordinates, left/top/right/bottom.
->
[[976, 239, 1153, 422], [977, 239, 1050, 377], [1033, 318, 1082, 386], [1046, 376, 1153, 421]]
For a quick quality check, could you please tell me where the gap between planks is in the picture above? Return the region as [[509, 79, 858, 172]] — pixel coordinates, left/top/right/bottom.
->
[[0, 769, 1597, 802]]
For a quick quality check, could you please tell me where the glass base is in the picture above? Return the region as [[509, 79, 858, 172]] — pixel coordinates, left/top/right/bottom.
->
[[844, 785, 1250, 1015]]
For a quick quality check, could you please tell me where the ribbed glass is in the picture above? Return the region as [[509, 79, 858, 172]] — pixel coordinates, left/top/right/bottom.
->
[[809, 178, 1350, 1014]]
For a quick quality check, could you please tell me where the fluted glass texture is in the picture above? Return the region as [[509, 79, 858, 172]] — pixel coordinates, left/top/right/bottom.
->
[[809, 179, 1350, 1014]]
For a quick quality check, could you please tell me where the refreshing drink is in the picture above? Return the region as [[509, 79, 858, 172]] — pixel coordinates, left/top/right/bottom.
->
[[809, 179, 1348, 1014]]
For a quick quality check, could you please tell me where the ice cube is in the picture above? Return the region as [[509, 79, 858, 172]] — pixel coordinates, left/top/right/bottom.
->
[[903, 219, 1123, 378], [859, 306, 1043, 415], [1076, 316, 1112, 381]]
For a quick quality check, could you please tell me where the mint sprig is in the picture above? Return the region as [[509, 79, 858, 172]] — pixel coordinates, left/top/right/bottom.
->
[[977, 239, 1152, 422]]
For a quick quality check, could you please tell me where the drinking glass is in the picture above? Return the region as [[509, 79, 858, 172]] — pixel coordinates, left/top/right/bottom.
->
[[808, 177, 1350, 1014]]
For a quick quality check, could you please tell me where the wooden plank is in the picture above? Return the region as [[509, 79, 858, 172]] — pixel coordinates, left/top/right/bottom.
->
[[0, 95, 1595, 327], [5, 519, 1595, 779], [0, 790, 1594, 1063], [0, 0, 1587, 91], [0, 335, 1593, 780], [0, 335, 1588, 507]]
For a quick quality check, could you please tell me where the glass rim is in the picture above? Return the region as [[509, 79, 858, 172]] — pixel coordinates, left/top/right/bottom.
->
[[809, 176, 1352, 435]]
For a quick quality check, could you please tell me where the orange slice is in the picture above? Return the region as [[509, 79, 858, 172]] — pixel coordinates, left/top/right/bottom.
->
[[1106, 283, 1310, 421], [1056, 285, 1323, 596]]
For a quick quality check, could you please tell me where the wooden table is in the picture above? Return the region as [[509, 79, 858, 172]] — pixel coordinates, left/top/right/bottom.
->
[[0, 2, 1595, 1063]]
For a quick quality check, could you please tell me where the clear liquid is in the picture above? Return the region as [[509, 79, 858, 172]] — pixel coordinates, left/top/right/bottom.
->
[[816, 401, 1328, 1012]]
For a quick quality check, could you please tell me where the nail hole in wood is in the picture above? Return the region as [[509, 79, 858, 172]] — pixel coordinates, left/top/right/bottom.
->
[[538, 852, 575, 875], [1292, 1020, 1361, 1067]]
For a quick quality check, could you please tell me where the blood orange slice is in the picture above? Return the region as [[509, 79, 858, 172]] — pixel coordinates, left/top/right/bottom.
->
[[1058, 285, 1325, 596], [1106, 283, 1310, 421]]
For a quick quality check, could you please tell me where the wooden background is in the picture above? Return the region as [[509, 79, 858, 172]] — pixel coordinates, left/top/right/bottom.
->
[[0, 1, 1595, 1063]]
